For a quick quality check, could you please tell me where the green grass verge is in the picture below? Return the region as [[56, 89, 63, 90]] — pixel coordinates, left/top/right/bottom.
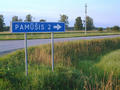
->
[[0, 38, 120, 89], [0, 31, 120, 40], [96, 49, 120, 75]]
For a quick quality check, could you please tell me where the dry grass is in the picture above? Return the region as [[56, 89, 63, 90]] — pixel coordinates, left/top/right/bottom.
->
[[27, 38, 120, 66]]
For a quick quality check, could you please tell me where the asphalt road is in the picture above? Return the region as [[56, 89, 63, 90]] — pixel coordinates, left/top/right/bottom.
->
[[0, 35, 120, 56]]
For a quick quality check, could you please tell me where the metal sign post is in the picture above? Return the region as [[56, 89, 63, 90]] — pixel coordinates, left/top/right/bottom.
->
[[24, 33, 28, 76], [51, 32, 54, 71]]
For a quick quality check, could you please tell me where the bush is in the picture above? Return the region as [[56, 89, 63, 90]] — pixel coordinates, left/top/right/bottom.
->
[[112, 26, 119, 31], [98, 27, 103, 31], [3, 26, 10, 32], [106, 27, 112, 32]]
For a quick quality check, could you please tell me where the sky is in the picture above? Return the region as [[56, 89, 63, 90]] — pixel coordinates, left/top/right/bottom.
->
[[0, 0, 120, 27]]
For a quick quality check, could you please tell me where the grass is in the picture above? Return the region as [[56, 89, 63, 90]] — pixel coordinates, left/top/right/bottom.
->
[[0, 31, 120, 40], [96, 49, 120, 75], [0, 37, 120, 89]]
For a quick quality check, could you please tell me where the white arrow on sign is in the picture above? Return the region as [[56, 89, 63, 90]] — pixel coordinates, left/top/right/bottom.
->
[[53, 24, 61, 30]]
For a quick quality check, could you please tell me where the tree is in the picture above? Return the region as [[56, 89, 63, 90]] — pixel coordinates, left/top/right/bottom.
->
[[40, 19, 46, 22], [106, 27, 111, 31], [74, 17, 83, 30], [12, 16, 18, 22], [18, 18, 23, 22], [25, 14, 32, 22], [12, 16, 23, 22], [59, 14, 69, 29], [86, 16, 94, 30], [112, 26, 119, 31], [98, 27, 103, 31], [0, 15, 4, 32], [4, 26, 10, 31]]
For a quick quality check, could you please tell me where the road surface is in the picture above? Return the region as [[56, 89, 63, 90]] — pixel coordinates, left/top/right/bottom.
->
[[0, 35, 120, 56]]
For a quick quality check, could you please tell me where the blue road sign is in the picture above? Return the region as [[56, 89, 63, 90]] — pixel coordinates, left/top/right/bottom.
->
[[11, 22, 65, 33]]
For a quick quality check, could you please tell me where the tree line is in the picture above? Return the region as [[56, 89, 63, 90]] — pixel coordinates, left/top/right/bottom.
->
[[0, 14, 119, 32]]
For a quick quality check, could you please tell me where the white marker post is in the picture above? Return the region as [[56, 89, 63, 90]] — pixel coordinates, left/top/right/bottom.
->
[[51, 32, 54, 71], [24, 33, 28, 76]]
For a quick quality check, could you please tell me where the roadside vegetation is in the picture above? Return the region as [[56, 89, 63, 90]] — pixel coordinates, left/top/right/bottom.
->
[[0, 31, 120, 40], [0, 37, 120, 89]]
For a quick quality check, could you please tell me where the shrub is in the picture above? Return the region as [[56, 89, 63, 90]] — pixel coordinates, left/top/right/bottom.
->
[[98, 27, 103, 31], [112, 26, 119, 31]]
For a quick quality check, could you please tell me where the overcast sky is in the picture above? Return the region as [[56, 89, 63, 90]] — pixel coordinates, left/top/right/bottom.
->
[[0, 0, 120, 27]]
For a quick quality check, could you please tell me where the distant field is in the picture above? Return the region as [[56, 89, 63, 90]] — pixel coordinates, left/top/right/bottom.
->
[[0, 37, 120, 89], [0, 31, 120, 40]]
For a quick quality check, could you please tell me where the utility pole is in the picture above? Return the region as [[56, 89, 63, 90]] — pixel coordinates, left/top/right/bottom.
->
[[85, 3, 87, 35]]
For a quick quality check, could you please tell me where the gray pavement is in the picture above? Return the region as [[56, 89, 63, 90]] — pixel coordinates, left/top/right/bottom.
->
[[0, 35, 120, 56]]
